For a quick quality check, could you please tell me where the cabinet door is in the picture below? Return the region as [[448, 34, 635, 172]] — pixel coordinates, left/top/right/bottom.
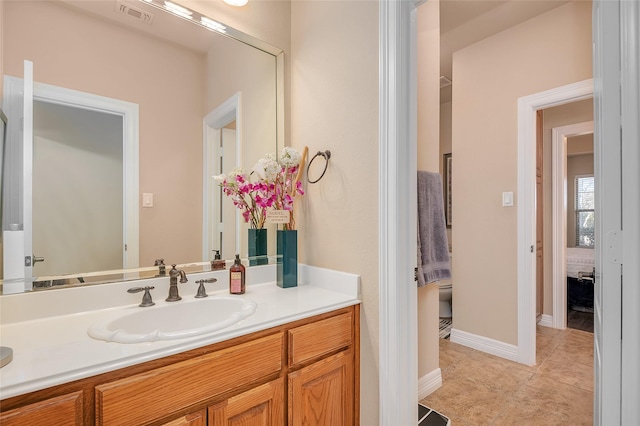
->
[[208, 379, 284, 426], [0, 391, 83, 426], [162, 409, 207, 426], [288, 350, 354, 426]]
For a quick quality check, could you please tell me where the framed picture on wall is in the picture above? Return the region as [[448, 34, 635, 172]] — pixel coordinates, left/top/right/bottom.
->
[[443, 153, 452, 227]]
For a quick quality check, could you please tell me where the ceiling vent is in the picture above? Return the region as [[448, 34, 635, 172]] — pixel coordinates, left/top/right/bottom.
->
[[440, 76, 452, 89], [116, 1, 154, 24]]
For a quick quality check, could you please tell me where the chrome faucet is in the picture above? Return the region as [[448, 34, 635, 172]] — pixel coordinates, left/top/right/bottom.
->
[[166, 264, 188, 302]]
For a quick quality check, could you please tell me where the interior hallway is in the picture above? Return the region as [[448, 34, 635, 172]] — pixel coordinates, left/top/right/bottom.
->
[[420, 326, 593, 425]]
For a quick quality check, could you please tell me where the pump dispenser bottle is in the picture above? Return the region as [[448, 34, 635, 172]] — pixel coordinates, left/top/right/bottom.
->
[[211, 250, 225, 270], [229, 254, 245, 294]]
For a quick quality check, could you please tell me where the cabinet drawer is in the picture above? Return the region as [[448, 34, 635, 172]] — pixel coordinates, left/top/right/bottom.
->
[[96, 332, 283, 425], [0, 391, 83, 426], [288, 312, 352, 367]]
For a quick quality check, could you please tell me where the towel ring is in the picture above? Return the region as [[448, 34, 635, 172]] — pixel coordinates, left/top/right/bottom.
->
[[307, 150, 331, 184]]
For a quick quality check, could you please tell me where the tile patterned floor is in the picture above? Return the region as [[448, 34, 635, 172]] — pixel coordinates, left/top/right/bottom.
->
[[420, 326, 593, 425]]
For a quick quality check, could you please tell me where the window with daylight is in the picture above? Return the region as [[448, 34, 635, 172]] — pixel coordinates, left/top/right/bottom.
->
[[575, 175, 595, 247]]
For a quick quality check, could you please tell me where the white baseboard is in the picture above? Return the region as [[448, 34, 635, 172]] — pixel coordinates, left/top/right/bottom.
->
[[537, 314, 553, 328], [450, 328, 520, 363], [418, 368, 442, 400]]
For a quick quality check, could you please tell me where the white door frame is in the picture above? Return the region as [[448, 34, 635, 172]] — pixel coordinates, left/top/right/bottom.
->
[[3, 75, 139, 284], [618, 0, 640, 421], [202, 92, 242, 261], [379, 0, 420, 423], [516, 79, 593, 365], [551, 121, 594, 329]]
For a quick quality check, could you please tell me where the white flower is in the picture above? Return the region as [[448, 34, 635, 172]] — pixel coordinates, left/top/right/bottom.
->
[[253, 157, 279, 182], [228, 167, 245, 179], [279, 147, 302, 168]]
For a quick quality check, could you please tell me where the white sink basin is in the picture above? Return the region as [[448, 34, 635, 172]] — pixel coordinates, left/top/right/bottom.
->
[[88, 297, 257, 343]]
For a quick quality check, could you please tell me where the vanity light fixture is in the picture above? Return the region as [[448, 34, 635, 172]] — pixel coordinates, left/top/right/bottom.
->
[[201, 16, 226, 33], [224, 0, 249, 7], [163, 1, 192, 19], [140, 0, 229, 34]]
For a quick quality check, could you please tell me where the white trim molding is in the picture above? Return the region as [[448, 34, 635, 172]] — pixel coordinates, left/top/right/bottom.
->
[[3, 74, 140, 276], [418, 368, 442, 400], [450, 328, 520, 363], [517, 79, 593, 366], [202, 92, 242, 260], [551, 121, 594, 330], [538, 314, 554, 328], [379, 0, 418, 424]]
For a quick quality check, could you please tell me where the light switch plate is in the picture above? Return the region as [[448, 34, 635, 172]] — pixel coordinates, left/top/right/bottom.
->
[[142, 192, 154, 208], [502, 192, 514, 207]]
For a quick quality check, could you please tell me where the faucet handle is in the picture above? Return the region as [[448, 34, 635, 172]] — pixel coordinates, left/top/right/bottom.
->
[[128, 286, 155, 307], [195, 278, 217, 298]]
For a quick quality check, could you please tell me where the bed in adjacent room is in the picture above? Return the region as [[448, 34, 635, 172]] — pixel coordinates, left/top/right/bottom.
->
[[566, 247, 595, 312]]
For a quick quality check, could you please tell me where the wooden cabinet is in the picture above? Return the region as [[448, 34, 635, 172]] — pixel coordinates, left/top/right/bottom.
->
[[208, 378, 284, 425], [0, 391, 83, 426], [96, 333, 283, 425], [289, 350, 354, 426], [0, 305, 359, 426], [163, 409, 207, 426]]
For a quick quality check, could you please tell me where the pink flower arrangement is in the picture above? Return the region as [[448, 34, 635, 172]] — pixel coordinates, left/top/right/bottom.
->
[[215, 147, 305, 231]]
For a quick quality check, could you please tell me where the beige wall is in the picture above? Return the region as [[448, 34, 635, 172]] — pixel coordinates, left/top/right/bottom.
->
[[290, 1, 379, 423], [541, 99, 593, 314], [183, 0, 292, 147], [4, 0, 205, 267], [451, 1, 592, 344], [417, 0, 442, 379]]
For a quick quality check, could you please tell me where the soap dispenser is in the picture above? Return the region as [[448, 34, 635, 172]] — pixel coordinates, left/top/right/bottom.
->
[[211, 250, 225, 271], [229, 254, 245, 295]]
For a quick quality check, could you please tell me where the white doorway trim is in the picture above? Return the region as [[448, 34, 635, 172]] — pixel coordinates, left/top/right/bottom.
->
[[3, 76, 139, 272], [516, 79, 593, 365], [551, 121, 594, 330], [202, 92, 242, 260], [378, 0, 419, 424]]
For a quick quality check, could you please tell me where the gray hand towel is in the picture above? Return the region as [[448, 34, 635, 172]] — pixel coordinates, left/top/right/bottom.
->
[[417, 171, 451, 286]]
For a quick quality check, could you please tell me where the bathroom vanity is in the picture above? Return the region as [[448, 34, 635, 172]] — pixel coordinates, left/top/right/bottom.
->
[[0, 265, 360, 425]]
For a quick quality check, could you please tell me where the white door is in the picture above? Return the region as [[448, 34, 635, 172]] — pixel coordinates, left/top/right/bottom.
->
[[593, 0, 640, 423], [618, 0, 640, 422], [2, 61, 33, 292], [3, 66, 139, 288]]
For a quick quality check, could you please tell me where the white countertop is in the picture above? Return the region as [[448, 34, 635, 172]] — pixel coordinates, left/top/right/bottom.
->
[[0, 264, 360, 400]]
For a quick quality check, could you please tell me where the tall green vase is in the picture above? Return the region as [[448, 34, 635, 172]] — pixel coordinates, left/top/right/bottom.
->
[[277, 229, 297, 288], [248, 228, 268, 266]]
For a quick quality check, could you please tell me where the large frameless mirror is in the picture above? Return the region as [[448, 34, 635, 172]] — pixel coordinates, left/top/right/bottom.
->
[[1, 0, 283, 293]]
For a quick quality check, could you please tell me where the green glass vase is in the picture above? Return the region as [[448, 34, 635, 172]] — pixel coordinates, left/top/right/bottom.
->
[[276, 229, 297, 288], [248, 228, 268, 266]]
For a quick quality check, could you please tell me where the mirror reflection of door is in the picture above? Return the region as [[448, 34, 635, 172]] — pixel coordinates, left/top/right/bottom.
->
[[220, 123, 237, 260], [32, 101, 124, 277]]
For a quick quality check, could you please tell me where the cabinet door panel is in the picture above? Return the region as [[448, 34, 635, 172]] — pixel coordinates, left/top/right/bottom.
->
[[162, 409, 207, 426], [96, 333, 283, 425], [208, 379, 284, 426], [0, 391, 83, 426], [289, 350, 353, 426]]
